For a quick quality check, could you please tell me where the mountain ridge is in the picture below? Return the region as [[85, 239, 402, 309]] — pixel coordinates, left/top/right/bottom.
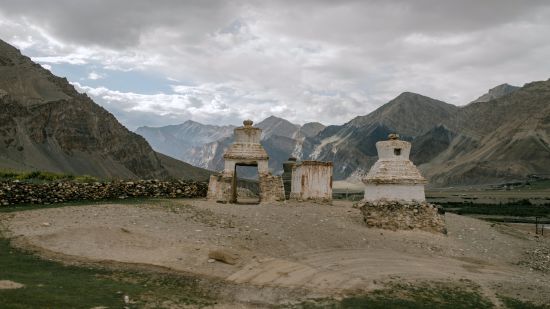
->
[[144, 81, 550, 186], [0, 39, 211, 180]]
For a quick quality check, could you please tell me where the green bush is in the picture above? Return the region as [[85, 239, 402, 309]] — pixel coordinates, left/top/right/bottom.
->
[[14, 171, 73, 181], [0, 170, 19, 179], [0, 170, 79, 182], [74, 174, 99, 183]]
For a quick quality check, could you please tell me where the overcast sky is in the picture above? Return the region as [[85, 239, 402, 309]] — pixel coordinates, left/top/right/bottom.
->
[[1, 0, 549, 130]]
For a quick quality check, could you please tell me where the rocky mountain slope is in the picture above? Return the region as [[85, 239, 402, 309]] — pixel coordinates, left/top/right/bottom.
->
[[0, 39, 210, 180], [307, 92, 460, 180], [308, 83, 550, 185], [470, 83, 519, 103], [169, 83, 549, 186], [420, 80, 550, 185], [135, 120, 234, 162], [141, 116, 326, 175]]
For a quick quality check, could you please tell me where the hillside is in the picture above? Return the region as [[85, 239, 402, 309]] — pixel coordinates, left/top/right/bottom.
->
[[470, 83, 519, 103], [307, 92, 459, 179], [421, 80, 550, 185], [0, 39, 211, 180]]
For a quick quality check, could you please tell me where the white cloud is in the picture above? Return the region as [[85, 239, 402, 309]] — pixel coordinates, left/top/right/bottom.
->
[[1, 1, 550, 129], [87, 71, 104, 80]]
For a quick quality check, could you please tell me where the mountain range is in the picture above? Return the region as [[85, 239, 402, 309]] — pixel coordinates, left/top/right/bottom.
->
[[0, 39, 210, 180], [2, 38, 549, 187], [138, 81, 550, 187], [140, 116, 327, 177]]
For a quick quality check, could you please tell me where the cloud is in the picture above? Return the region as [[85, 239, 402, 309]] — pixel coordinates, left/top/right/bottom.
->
[[1, 0, 550, 128], [87, 71, 104, 80]]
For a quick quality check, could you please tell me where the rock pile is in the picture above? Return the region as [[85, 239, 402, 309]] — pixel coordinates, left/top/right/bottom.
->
[[0, 180, 208, 206], [356, 200, 447, 234], [520, 246, 550, 273]]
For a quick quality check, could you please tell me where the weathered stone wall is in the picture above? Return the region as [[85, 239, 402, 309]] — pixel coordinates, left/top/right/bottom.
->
[[259, 174, 285, 203], [356, 200, 446, 234], [207, 173, 284, 203], [207, 174, 232, 202], [0, 179, 208, 206], [290, 161, 333, 203], [207, 120, 285, 204]]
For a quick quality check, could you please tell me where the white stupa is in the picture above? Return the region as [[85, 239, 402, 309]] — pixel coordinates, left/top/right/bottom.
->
[[362, 133, 426, 202]]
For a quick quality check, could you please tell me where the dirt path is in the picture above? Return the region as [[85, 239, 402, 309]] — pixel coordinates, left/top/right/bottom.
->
[[2, 199, 549, 305]]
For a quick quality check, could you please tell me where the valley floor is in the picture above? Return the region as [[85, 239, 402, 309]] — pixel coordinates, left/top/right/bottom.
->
[[1, 199, 549, 308]]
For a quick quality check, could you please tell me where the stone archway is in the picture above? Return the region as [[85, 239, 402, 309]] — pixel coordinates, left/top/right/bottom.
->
[[232, 162, 259, 204], [207, 120, 285, 203]]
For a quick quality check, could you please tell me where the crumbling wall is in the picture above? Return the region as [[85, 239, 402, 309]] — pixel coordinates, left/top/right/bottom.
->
[[207, 174, 232, 202], [259, 173, 285, 202], [207, 170, 285, 203], [207, 120, 285, 204], [290, 161, 333, 203], [356, 200, 446, 234]]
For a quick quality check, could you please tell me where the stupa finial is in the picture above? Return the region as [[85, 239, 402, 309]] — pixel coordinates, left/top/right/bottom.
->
[[388, 133, 400, 140]]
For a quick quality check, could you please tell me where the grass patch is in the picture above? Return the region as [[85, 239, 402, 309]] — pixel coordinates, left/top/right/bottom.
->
[[0, 237, 215, 308], [289, 281, 494, 309], [439, 201, 550, 218], [500, 296, 550, 309], [0, 169, 99, 183]]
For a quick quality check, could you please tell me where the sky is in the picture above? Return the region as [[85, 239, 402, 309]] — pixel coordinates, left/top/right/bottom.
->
[[1, 0, 549, 130]]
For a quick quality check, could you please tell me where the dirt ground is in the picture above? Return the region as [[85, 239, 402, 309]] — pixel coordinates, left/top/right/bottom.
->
[[2, 199, 550, 307], [0, 280, 24, 289]]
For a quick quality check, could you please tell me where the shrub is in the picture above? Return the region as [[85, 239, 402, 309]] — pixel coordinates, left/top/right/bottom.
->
[[74, 175, 99, 183]]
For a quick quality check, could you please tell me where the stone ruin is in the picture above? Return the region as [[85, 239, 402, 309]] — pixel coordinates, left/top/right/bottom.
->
[[207, 120, 285, 203], [356, 134, 446, 233], [290, 160, 333, 203]]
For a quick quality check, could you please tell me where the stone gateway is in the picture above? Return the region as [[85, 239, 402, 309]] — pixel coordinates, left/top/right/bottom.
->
[[207, 120, 285, 203]]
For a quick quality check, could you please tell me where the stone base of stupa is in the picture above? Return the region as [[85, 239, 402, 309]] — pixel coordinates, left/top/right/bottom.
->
[[355, 200, 446, 234]]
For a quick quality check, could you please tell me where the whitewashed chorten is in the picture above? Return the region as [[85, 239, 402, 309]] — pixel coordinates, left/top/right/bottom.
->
[[362, 133, 426, 202]]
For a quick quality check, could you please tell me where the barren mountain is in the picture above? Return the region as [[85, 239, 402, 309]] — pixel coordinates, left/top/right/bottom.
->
[[421, 80, 550, 185], [470, 83, 519, 104], [177, 116, 325, 174], [139, 79, 550, 186], [304, 84, 550, 186], [136, 120, 234, 162], [6, 37, 546, 186], [306, 92, 459, 179], [0, 39, 210, 180]]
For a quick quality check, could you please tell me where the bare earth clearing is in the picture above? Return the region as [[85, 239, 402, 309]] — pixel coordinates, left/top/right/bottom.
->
[[1, 199, 549, 307]]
